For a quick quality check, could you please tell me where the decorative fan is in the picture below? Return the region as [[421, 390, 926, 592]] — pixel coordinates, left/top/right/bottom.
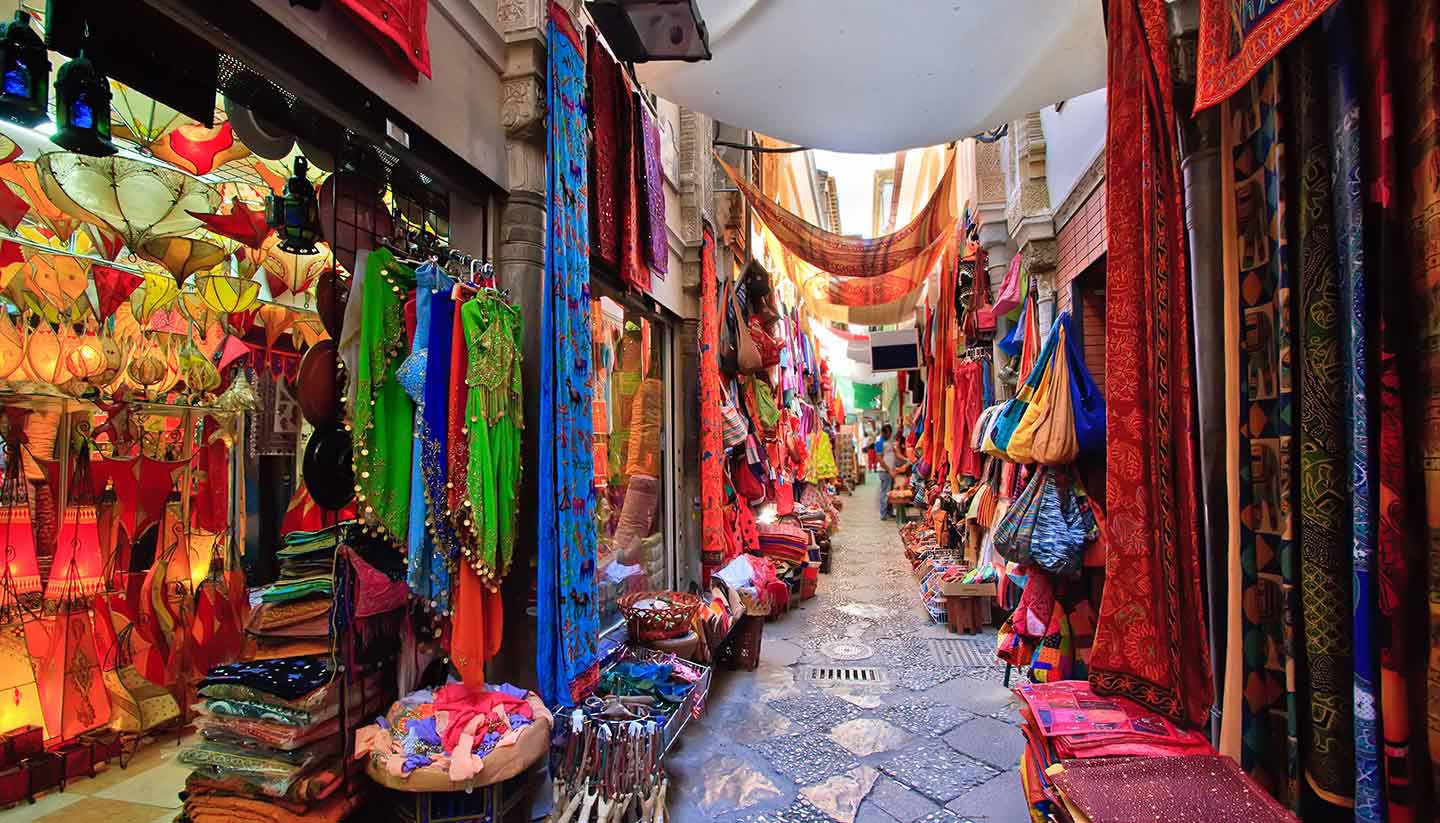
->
[[36, 154, 220, 252], [138, 236, 227, 287]]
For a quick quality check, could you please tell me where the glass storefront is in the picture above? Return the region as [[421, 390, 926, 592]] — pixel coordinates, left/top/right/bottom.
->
[[591, 289, 670, 629]]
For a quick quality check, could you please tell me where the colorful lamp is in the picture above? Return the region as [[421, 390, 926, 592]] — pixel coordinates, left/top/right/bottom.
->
[[0, 505, 38, 595], [64, 326, 107, 381], [23, 607, 110, 741], [25, 322, 72, 386], [51, 49, 117, 157], [0, 11, 48, 128], [196, 272, 260, 315], [45, 505, 105, 601], [0, 623, 45, 736], [266, 156, 321, 254]]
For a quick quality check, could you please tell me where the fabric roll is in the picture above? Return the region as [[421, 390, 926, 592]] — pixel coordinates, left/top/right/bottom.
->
[[1326, 6, 1383, 820], [537, 3, 600, 708], [1089, 0, 1214, 730], [1287, 26, 1356, 815], [1398, 0, 1440, 802], [1221, 65, 1299, 807]]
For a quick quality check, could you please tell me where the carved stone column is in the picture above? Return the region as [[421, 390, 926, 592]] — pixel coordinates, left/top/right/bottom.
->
[[491, 0, 550, 692], [1005, 112, 1058, 330], [973, 138, 1019, 397]]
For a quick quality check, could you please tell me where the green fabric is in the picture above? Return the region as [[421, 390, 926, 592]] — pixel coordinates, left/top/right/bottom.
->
[[355, 248, 416, 545], [754, 379, 780, 429], [461, 294, 524, 579], [837, 378, 883, 411]]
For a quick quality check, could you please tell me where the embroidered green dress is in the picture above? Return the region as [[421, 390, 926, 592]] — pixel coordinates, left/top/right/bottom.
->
[[354, 249, 416, 544], [460, 293, 524, 582]]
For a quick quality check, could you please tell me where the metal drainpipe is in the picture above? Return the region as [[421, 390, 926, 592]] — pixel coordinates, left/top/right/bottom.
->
[[1169, 0, 1228, 745]]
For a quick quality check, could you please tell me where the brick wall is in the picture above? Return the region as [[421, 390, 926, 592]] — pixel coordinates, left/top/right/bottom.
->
[[1056, 181, 1106, 287]]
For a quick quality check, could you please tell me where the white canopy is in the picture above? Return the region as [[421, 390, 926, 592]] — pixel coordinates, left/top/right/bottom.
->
[[636, 0, 1107, 153]]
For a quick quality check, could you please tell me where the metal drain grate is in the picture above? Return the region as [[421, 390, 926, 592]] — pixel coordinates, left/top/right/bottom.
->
[[801, 666, 890, 684], [929, 638, 995, 667]]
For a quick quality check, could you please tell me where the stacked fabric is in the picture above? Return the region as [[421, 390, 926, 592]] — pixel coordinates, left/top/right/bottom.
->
[[181, 656, 392, 823], [246, 528, 341, 660], [1012, 680, 1219, 822], [755, 522, 810, 566], [1045, 756, 1298, 822]]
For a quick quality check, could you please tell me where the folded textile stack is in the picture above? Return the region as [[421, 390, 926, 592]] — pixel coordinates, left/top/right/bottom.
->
[[755, 521, 810, 566], [1012, 680, 1217, 822], [181, 656, 392, 823], [246, 528, 341, 660], [353, 683, 551, 792], [1045, 755, 1299, 823]]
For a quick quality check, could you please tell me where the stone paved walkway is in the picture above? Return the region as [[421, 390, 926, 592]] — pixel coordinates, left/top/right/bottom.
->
[[667, 477, 1032, 823]]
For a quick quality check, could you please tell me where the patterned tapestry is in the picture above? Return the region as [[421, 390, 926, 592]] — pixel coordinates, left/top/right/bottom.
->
[[1195, 0, 1343, 111], [1324, 5, 1382, 819], [1287, 26, 1355, 814], [1399, 0, 1440, 802], [1089, 0, 1214, 730], [1221, 65, 1299, 807], [698, 226, 726, 570], [536, 2, 599, 707]]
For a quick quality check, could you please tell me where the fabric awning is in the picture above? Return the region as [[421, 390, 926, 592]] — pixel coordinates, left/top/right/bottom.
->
[[637, 0, 1106, 153]]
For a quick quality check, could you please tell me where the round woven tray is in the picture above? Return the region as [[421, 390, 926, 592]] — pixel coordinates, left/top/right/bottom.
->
[[618, 590, 704, 641]]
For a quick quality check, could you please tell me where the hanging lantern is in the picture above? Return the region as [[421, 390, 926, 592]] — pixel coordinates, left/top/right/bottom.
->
[[125, 340, 166, 389], [89, 335, 122, 388], [0, 623, 44, 737], [25, 322, 71, 386], [51, 50, 117, 157], [0, 11, 49, 128], [44, 505, 105, 601], [0, 309, 24, 380], [64, 326, 106, 381], [0, 505, 38, 596], [266, 156, 320, 255], [23, 606, 111, 742], [195, 272, 260, 315]]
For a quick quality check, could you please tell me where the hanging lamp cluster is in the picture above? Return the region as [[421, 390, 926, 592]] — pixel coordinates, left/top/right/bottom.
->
[[0, 9, 116, 157]]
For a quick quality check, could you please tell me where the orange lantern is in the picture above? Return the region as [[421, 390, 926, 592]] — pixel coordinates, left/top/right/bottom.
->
[[0, 505, 38, 595], [23, 607, 111, 742], [45, 505, 105, 601], [64, 327, 106, 381], [0, 310, 24, 379], [126, 344, 166, 389], [24, 323, 71, 385]]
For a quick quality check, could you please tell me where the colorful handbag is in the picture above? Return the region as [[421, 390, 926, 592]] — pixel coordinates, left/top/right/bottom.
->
[[1030, 473, 1089, 577], [748, 316, 782, 369], [993, 252, 1023, 317], [753, 380, 781, 431], [1064, 313, 1106, 454], [992, 467, 1046, 564], [718, 379, 749, 449]]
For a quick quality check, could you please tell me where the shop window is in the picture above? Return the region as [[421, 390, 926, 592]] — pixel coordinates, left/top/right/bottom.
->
[[591, 290, 670, 630]]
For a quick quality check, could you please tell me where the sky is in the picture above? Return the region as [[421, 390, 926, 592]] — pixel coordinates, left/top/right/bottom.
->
[[811, 150, 896, 238]]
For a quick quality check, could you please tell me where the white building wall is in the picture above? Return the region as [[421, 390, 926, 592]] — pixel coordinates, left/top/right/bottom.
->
[[1040, 88, 1107, 215]]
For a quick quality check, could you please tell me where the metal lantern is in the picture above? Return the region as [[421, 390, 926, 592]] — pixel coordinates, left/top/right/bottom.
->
[[586, 0, 711, 62], [51, 50, 116, 156], [0, 11, 49, 128], [267, 156, 321, 254]]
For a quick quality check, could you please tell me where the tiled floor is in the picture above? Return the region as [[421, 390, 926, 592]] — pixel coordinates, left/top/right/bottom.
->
[[667, 477, 1029, 823], [2, 731, 191, 823]]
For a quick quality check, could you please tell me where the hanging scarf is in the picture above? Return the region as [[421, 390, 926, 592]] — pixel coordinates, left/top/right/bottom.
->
[[416, 285, 457, 615], [587, 27, 620, 270], [699, 228, 726, 569], [537, 3, 599, 707], [1089, 0, 1213, 730], [637, 102, 668, 276], [1399, 0, 1440, 802], [1289, 26, 1355, 813], [1326, 6, 1383, 819], [1194, 0, 1343, 111], [1219, 66, 1298, 808], [353, 248, 416, 545]]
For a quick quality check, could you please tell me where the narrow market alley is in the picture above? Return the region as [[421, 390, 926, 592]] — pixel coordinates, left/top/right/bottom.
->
[[666, 486, 1028, 823]]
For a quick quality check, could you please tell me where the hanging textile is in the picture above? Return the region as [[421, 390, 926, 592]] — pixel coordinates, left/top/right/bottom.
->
[[588, 27, 621, 271], [1365, 1, 1421, 817], [1326, 6, 1383, 819], [1219, 66, 1298, 807], [717, 149, 958, 278], [353, 248, 416, 545], [1400, 0, 1440, 801], [1089, 0, 1213, 730], [618, 88, 651, 293], [815, 230, 952, 306], [694, 228, 720, 569], [537, 3, 599, 707], [1194, 0, 1342, 111], [1288, 26, 1355, 814], [637, 103, 668, 277]]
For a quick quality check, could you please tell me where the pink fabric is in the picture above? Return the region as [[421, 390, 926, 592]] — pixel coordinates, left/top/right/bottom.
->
[[433, 683, 533, 754], [343, 547, 410, 618]]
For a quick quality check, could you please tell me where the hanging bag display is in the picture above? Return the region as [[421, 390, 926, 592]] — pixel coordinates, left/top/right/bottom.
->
[[718, 377, 749, 449], [988, 314, 1060, 460], [992, 467, 1047, 565], [1064, 313, 1106, 454], [1029, 471, 1090, 577], [992, 252, 1024, 317], [1031, 317, 1080, 466], [747, 315, 783, 369], [728, 278, 765, 373], [1003, 323, 1060, 464]]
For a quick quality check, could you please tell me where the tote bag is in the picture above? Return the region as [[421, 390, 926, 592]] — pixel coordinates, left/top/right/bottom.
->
[[1031, 319, 1079, 466], [1004, 330, 1058, 464], [992, 467, 1047, 564], [1064, 313, 1106, 454]]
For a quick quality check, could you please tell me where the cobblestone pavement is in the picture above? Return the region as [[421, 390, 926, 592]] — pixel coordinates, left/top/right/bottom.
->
[[667, 476, 1031, 823]]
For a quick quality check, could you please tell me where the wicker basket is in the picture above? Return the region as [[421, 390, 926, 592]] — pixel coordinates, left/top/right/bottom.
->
[[618, 591, 705, 641]]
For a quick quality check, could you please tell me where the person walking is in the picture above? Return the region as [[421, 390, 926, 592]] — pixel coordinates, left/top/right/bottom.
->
[[877, 423, 895, 519]]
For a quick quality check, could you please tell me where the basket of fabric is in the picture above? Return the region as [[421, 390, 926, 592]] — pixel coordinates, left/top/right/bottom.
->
[[618, 591, 706, 641]]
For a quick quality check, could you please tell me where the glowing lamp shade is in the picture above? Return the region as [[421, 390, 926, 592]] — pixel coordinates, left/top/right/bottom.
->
[[0, 505, 39, 593], [64, 329, 107, 381], [195, 273, 260, 314], [51, 51, 117, 157], [45, 505, 105, 601], [0, 310, 23, 379], [0, 10, 49, 128], [23, 608, 110, 741], [25, 324, 71, 386], [0, 623, 44, 736]]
